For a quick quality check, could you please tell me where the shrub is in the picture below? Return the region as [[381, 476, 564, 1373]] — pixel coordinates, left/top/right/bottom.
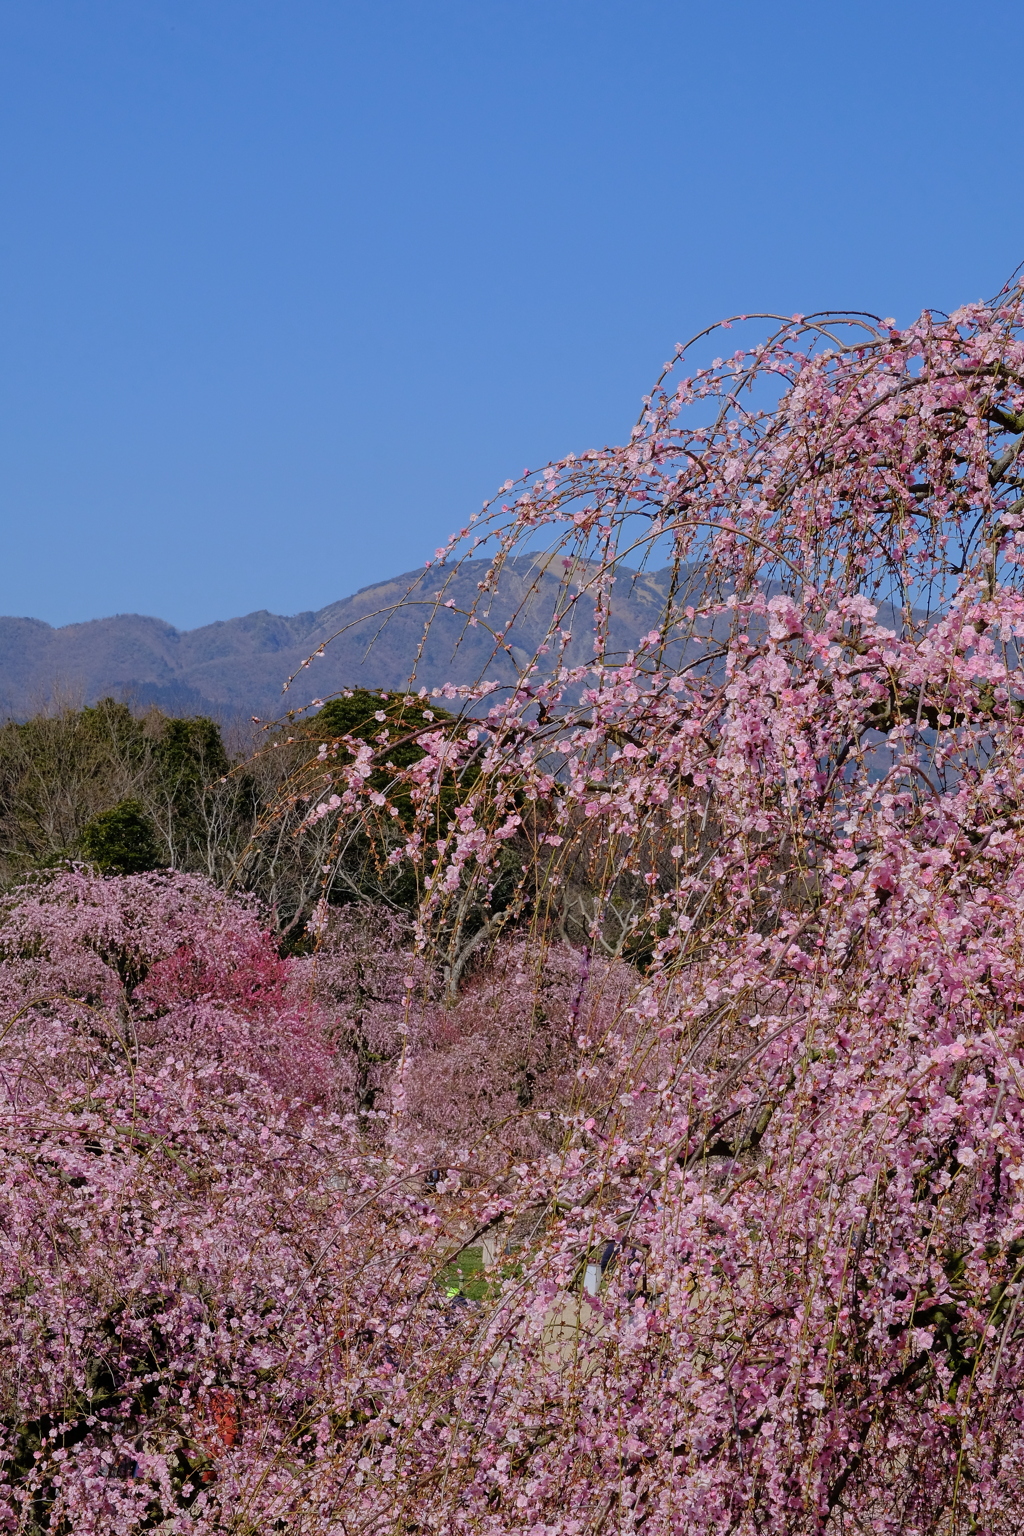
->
[[79, 798, 164, 874]]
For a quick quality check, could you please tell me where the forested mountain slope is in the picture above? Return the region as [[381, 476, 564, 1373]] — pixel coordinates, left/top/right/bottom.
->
[[0, 557, 678, 721]]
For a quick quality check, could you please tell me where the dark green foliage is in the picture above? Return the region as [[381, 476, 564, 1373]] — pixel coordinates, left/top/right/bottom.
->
[[0, 690, 519, 951], [147, 714, 240, 875], [309, 690, 457, 828], [0, 700, 245, 888], [303, 690, 464, 912], [156, 716, 230, 801], [79, 799, 164, 875], [223, 691, 472, 939], [293, 692, 528, 987], [312, 690, 443, 747], [0, 699, 145, 878]]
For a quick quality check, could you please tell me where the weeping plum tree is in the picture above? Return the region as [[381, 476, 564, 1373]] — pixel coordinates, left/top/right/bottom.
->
[[7, 282, 1024, 1531]]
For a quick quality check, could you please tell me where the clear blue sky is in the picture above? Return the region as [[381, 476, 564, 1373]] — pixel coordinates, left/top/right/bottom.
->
[[2, 1, 1023, 630]]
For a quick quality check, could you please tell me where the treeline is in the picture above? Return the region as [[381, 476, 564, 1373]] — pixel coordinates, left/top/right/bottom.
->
[[0, 691, 459, 943]]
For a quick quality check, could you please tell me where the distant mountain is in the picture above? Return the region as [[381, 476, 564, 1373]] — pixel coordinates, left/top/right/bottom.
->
[[0, 558, 684, 723]]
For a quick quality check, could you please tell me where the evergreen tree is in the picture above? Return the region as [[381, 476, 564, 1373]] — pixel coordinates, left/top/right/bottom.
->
[[79, 798, 164, 874]]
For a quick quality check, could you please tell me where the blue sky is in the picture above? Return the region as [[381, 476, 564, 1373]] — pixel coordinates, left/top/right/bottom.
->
[[2, 0, 1023, 629]]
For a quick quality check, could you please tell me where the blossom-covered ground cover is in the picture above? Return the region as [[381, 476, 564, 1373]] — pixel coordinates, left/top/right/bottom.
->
[[8, 287, 1024, 1530]]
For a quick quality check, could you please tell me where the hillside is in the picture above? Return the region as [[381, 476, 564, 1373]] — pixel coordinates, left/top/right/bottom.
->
[[0, 557, 682, 721]]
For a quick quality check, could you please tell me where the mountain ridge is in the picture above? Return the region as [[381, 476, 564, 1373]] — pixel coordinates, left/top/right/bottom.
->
[[0, 558, 679, 722]]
